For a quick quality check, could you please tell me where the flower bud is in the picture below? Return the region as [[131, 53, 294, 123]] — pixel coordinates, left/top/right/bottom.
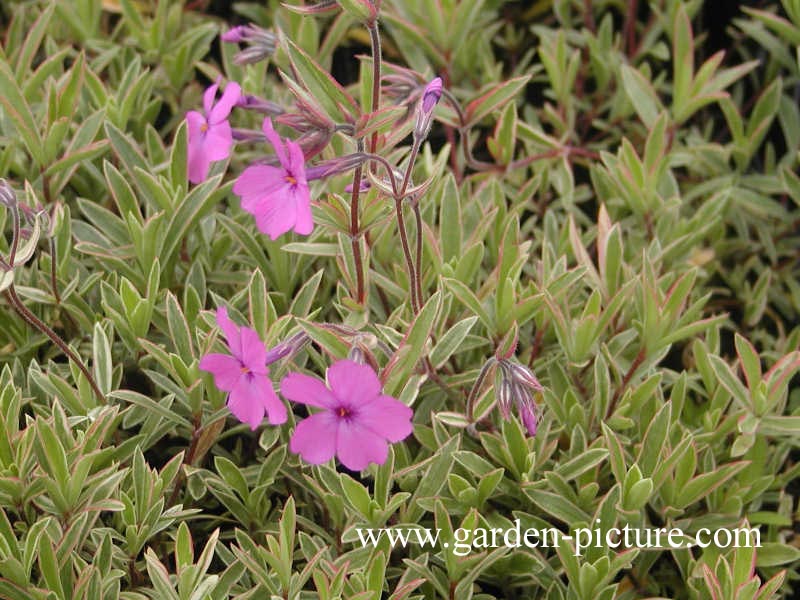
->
[[236, 95, 285, 116], [305, 153, 368, 181], [0, 179, 17, 209], [221, 24, 277, 65], [413, 77, 443, 142], [264, 331, 309, 366], [498, 359, 544, 437]]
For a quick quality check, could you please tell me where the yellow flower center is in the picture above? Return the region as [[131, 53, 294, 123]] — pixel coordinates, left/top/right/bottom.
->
[[285, 175, 297, 185], [200, 122, 208, 133]]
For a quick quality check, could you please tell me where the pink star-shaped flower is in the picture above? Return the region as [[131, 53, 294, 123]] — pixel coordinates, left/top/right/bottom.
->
[[186, 80, 241, 184], [280, 360, 413, 471], [232, 118, 313, 240], [199, 307, 287, 429]]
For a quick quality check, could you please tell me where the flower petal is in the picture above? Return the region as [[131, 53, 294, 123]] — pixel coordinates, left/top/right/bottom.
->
[[292, 185, 313, 235], [336, 421, 388, 470], [199, 353, 241, 392], [327, 359, 382, 404], [262, 118, 289, 169], [209, 82, 241, 123], [239, 325, 268, 374], [203, 121, 234, 162], [215, 307, 242, 359], [227, 375, 266, 430], [233, 165, 286, 206], [358, 395, 413, 442], [289, 411, 338, 464], [286, 141, 308, 185], [253, 189, 297, 240], [187, 143, 211, 185], [280, 372, 336, 408], [203, 81, 220, 115], [257, 376, 288, 425]]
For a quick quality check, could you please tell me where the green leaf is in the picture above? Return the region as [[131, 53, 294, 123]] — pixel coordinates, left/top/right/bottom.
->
[[464, 76, 530, 127], [430, 316, 478, 368], [0, 59, 44, 164], [283, 39, 359, 122], [92, 322, 113, 395], [620, 65, 662, 127]]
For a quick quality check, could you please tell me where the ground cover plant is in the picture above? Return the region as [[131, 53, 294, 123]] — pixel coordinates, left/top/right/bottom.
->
[[0, 0, 799, 598]]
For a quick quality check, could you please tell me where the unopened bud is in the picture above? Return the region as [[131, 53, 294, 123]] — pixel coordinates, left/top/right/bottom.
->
[[236, 95, 285, 116], [264, 331, 309, 366], [221, 24, 277, 65], [0, 179, 17, 209], [306, 153, 368, 181], [413, 77, 443, 141]]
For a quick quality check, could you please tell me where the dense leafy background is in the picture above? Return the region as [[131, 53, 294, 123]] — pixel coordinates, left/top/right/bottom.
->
[[0, 0, 798, 598]]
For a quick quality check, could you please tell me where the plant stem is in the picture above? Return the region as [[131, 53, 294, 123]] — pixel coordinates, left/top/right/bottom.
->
[[624, 0, 638, 57], [466, 358, 496, 423], [7, 204, 19, 267], [348, 164, 366, 304], [412, 201, 424, 309], [41, 173, 61, 304], [367, 21, 382, 157], [48, 237, 61, 304], [166, 415, 202, 508], [399, 143, 420, 199], [4, 285, 105, 404], [607, 346, 646, 419], [394, 198, 418, 314]]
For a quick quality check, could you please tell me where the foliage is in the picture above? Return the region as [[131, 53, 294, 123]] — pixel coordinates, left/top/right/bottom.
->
[[0, 0, 799, 598]]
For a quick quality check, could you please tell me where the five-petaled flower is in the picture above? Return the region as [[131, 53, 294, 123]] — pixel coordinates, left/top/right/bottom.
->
[[280, 360, 413, 471], [233, 118, 313, 240], [186, 80, 241, 184], [199, 307, 287, 429]]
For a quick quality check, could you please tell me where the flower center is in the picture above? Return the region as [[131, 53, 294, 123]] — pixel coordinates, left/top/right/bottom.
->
[[285, 174, 297, 185], [337, 406, 351, 418], [240, 366, 250, 374], [200, 122, 209, 133]]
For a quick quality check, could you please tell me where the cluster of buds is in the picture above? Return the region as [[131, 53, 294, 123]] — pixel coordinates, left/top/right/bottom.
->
[[496, 359, 544, 436], [221, 24, 277, 65]]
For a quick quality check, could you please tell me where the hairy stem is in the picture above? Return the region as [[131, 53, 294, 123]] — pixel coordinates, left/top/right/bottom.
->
[[394, 198, 418, 314], [41, 173, 61, 304], [48, 237, 61, 304], [466, 358, 496, 423], [412, 201, 424, 309], [367, 22, 382, 157], [7, 204, 20, 268], [4, 285, 105, 404], [348, 164, 366, 304], [607, 346, 646, 419]]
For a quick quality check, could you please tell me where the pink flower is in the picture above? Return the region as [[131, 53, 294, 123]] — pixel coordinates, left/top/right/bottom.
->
[[280, 360, 413, 470], [199, 307, 287, 429], [186, 80, 241, 184], [233, 118, 313, 240]]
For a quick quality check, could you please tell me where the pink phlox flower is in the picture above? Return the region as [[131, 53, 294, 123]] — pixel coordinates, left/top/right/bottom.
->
[[280, 359, 413, 471], [186, 80, 241, 184], [233, 118, 313, 240], [199, 307, 287, 429]]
